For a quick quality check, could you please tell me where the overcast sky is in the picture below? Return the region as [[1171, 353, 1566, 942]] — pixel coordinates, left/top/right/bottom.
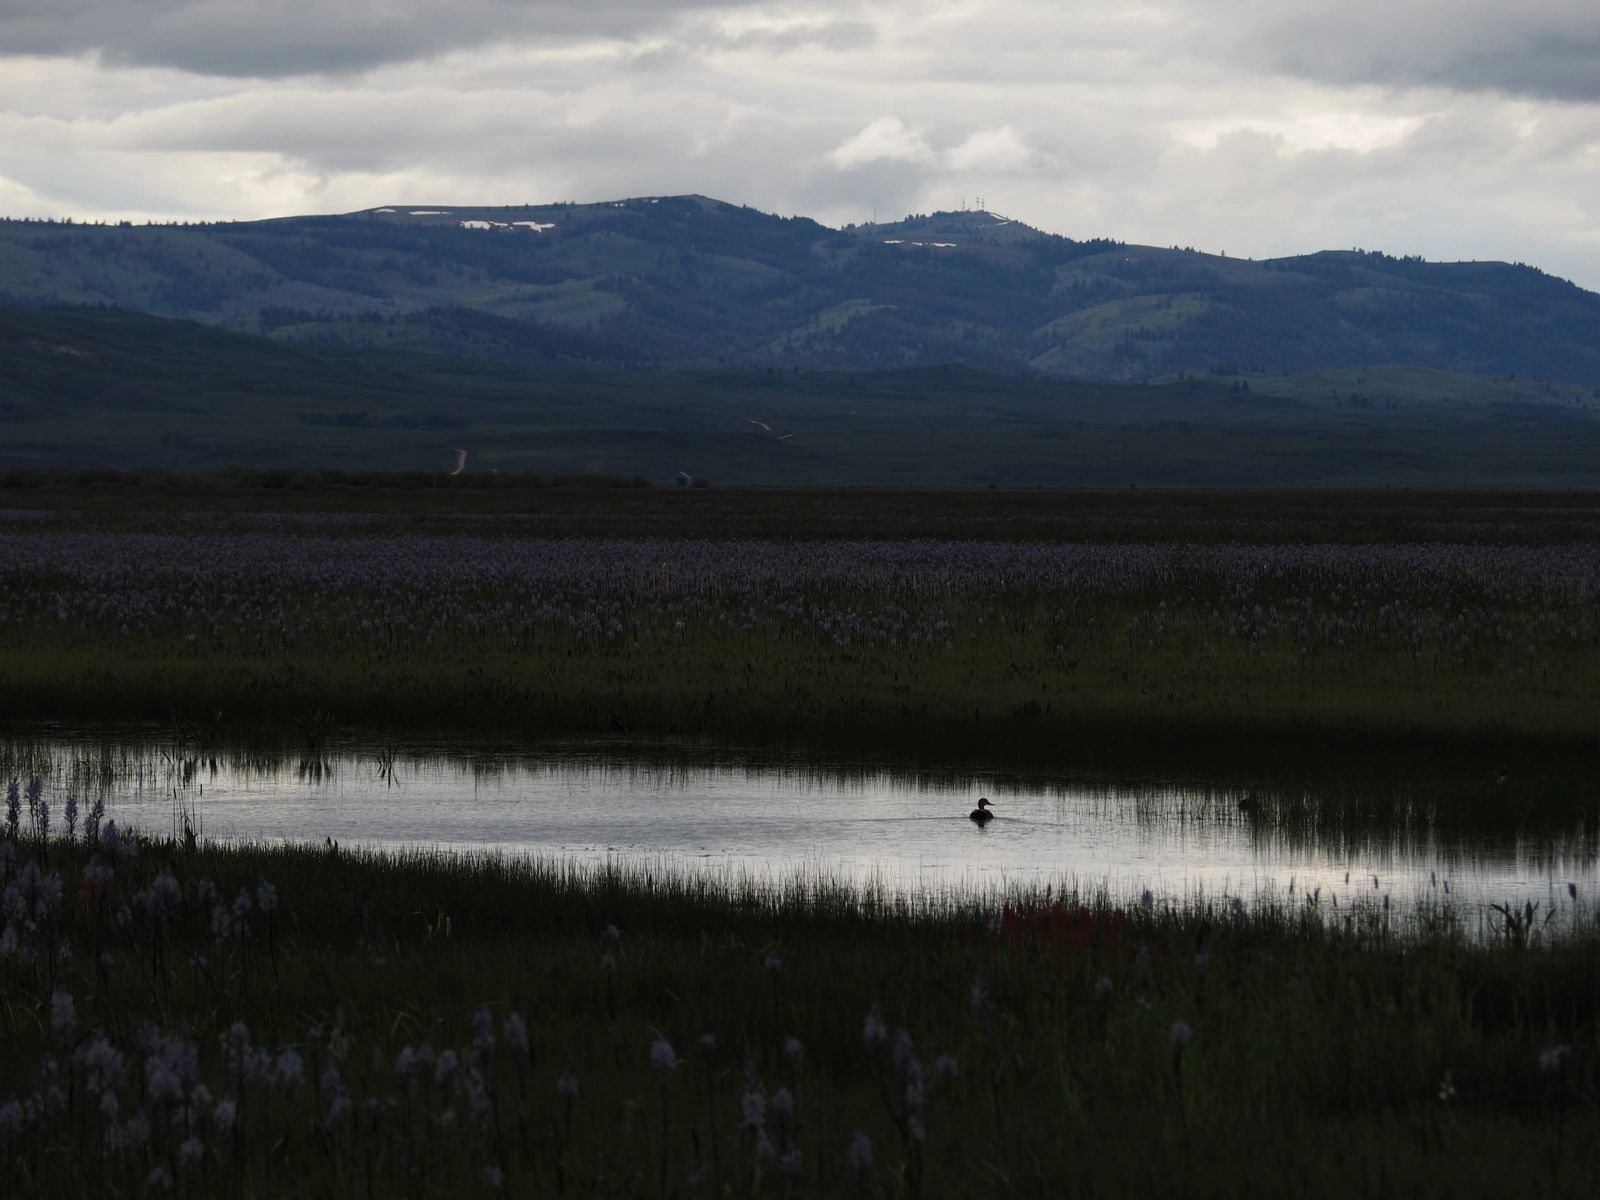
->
[[2, 1, 1598, 288]]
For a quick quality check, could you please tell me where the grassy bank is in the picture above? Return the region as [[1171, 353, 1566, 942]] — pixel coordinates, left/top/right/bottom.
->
[[8, 640, 1600, 776], [6, 506, 1600, 766], [0, 822, 1596, 1197]]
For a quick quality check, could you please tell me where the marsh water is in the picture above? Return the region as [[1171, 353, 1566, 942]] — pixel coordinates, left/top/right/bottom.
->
[[5, 730, 1597, 922]]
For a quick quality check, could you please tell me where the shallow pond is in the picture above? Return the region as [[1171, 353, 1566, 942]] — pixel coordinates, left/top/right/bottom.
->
[[5, 731, 1596, 923]]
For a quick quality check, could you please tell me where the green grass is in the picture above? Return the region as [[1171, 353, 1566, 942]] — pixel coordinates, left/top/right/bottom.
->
[[5, 634, 1599, 775], [8, 493, 1600, 773], [1, 828, 1595, 1196]]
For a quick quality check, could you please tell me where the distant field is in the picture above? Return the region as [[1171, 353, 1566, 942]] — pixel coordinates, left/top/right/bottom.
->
[[8, 476, 1600, 543], [6, 491, 1600, 772], [10, 306, 1600, 486]]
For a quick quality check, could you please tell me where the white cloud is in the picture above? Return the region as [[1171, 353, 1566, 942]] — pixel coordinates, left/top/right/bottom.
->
[[946, 126, 1036, 172], [828, 116, 933, 168]]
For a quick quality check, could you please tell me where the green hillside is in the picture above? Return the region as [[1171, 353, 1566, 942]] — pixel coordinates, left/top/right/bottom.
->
[[8, 304, 1600, 487], [3, 196, 1598, 385]]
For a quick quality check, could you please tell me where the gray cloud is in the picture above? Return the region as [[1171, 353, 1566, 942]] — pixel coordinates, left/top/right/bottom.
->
[[1209, 0, 1600, 102], [0, 0, 750, 77], [5, 0, 1599, 104], [1, 0, 1598, 295]]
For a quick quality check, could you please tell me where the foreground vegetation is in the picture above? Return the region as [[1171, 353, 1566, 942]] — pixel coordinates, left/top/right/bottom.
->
[[0, 794, 1596, 1197]]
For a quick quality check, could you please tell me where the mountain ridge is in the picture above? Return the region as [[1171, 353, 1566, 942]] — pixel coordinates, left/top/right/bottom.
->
[[2, 194, 1597, 386]]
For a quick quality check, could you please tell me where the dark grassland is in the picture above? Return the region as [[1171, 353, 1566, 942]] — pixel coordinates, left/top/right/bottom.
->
[[0, 829, 1596, 1197], [6, 486, 1600, 773], [9, 304, 1600, 487], [11, 473, 1600, 541]]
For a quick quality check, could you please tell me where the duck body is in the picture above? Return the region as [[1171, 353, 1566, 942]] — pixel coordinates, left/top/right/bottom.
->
[[969, 797, 995, 824]]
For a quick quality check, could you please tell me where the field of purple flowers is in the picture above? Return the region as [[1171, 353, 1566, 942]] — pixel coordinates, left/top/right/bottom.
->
[[4, 510, 1600, 763], [1, 778, 1596, 1197]]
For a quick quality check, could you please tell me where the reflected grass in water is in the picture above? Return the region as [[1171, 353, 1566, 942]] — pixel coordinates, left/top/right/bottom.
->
[[4, 730, 1597, 885]]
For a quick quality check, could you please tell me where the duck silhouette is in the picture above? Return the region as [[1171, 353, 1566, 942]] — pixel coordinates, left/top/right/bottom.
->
[[969, 797, 995, 824]]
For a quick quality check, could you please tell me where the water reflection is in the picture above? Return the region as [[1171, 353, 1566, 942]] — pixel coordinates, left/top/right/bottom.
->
[[2, 731, 1596, 915]]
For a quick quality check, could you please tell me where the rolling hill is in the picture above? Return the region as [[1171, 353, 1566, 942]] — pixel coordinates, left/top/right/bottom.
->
[[3, 196, 1599, 386], [7, 304, 1600, 487]]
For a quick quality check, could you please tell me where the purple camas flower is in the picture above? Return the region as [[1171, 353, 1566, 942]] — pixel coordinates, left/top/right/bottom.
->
[[63, 796, 77, 843], [862, 1005, 887, 1044], [848, 1131, 872, 1173], [149, 869, 181, 919], [111, 1108, 150, 1152], [1170, 1021, 1194, 1049], [471, 1007, 496, 1055], [894, 1031, 926, 1125], [74, 1035, 126, 1095], [256, 881, 278, 915], [1539, 1045, 1571, 1074], [222, 1022, 266, 1088], [556, 1069, 579, 1100], [320, 1065, 351, 1126], [739, 1089, 764, 1130], [154, 1035, 200, 1102], [49, 988, 73, 1034], [271, 1049, 303, 1091], [503, 1013, 529, 1058], [969, 979, 989, 1014], [462, 1068, 493, 1127], [434, 1049, 459, 1083], [649, 1038, 677, 1073]]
